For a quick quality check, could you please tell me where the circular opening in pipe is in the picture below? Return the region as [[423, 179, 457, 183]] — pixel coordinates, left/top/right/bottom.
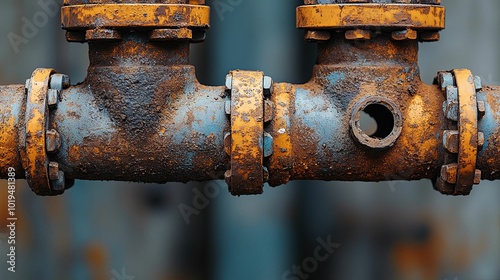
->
[[350, 97, 402, 149]]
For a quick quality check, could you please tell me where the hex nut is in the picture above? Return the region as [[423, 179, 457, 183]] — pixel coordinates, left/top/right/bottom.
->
[[225, 74, 232, 91], [46, 129, 61, 153], [345, 29, 371, 40], [391, 29, 417, 41], [305, 30, 331, 42], [437, 72, 454, 90], [443, 130, 459, 154], [50, 74, 70, 91], [49, 162, 60, 181], [47, 89, 60, 108], [478, 132, 485, 150], [440, 164, 458, 184], [477, 101, 486, 119], [474, 169, 481, 185]]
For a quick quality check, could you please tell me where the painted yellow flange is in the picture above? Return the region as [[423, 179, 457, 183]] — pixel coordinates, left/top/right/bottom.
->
[[454, 69, 479, 194], [225, 70, 265, 195], [22, 68, 56, 196], [61, 4, 211, 30], [296, 4, 445, 30]]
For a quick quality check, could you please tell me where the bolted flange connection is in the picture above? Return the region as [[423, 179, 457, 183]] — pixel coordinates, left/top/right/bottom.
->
[[62, 3, 210, 43], [23, 69, 71, 196], [434, 70, 484, 195], [224, 71, 274, 195], [297, 1, 445, 42]]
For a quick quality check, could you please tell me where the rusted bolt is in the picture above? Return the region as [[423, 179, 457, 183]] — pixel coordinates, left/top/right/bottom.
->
[[224, 132, 231, 155], [50, 74, 70, 91], [49, 162, 60, 181], [350, 97, 403, 149], [391, 29, 417, 41], [263, 167, 269, 182], [264, 100, 274, 123], [225, 74, 232, 91], [25, 79, 31, 91], [47, 89, 60, 108], [225, 99, 231, 115], [474, 76, 482, 91], [478, 132, 485, 150], [446, 85, 458, 101], [477, 101, 486, 119], [46, 129, 61, 153], [224, 170, 232, 186], [263, 76, 273, 94], [437, 72, 454, 90], [263, 132, 274, 157], [419, 31, 440, 42], [440, 164, 458, 184], [86, 29, 122, 41], [345, 29, 371, 40], [150, 28, 193, 41], [442, 100, 458, 121], [305, 30, 331, 42], [474, 169, 482, 185], [443, 130, 459, 154], [51, 170, 66, 192]]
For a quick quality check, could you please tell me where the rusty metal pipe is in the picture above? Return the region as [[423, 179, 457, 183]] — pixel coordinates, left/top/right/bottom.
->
[[0, 85, 26, 178], [2, 1, 500, 196]]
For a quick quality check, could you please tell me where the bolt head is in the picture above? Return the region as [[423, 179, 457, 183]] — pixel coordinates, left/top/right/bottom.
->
[[478, 132, 485, 150], [474, 169, 482, 185], [224, 170, 232, 186], [437, 72, 454, 90], [391, 29, 417, 41], [47, 89, 60, 108], [474, 76, 482, 91], [443, 130, 459, 154], [440, 163, 458, 184], [442, 100, 458, 121], [263, 76, 273, 93], [48, 162, 60, 181], [46, 129, 61, 153], [224, 133, 231, 155], [305, 30, 331, 42], [477, 101, 486, 119], [345, 29, 371, 40], [50, 74, 70, 91], [225, 74, 233, 91]]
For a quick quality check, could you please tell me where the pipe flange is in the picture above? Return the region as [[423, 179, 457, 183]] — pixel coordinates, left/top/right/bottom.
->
[[61, 4, 210, 36], [435, 69, 483, 195], [23, 69, 70, 196], [224, 70, 270, 195], [296, 4, 445, 41]]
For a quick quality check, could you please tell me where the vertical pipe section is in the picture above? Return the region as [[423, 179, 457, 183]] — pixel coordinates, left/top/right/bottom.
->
[[0, 85, 25, 178]]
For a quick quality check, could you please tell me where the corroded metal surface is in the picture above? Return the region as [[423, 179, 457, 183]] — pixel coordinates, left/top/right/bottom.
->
[[225, 70, 265, 195], [61, 4, 210, 29], [21, 69, 55, 195], [296, 4, 445, 30]]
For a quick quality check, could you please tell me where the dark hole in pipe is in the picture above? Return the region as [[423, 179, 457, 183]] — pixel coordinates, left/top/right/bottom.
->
[[360, 104, 395, 139]]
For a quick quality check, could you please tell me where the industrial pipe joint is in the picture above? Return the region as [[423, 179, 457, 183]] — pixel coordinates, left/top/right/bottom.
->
[[1, 0, 500, 196]]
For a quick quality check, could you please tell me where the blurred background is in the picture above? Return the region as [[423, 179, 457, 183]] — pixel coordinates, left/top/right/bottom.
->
[[1, 0, 500, 279]]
